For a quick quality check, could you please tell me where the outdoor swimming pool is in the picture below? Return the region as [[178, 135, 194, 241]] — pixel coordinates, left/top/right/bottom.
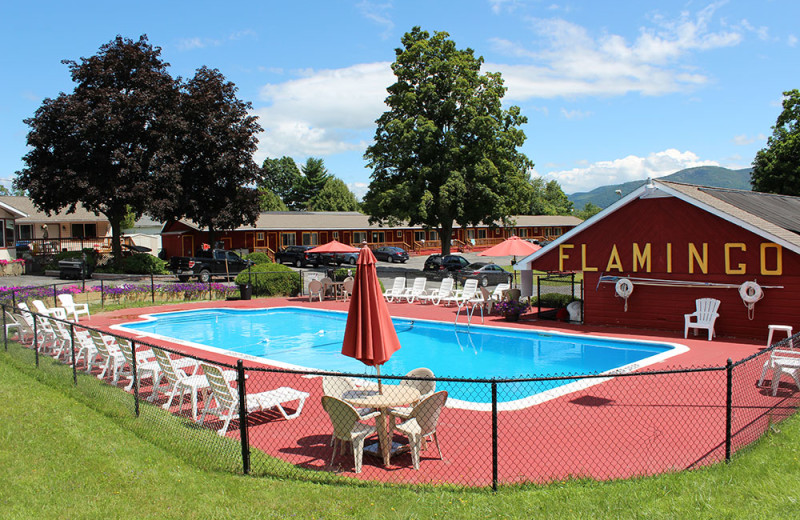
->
[[118, 307, 687, 410]]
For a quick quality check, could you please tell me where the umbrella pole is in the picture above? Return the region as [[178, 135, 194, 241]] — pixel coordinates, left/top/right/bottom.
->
[[377, 365, 383, 394]]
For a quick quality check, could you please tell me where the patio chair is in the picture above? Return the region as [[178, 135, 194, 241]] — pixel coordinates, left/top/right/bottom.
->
[[31, 299, 68, 321], [389, 368, 436, 419], [383, 277, 406, 302], [320, 277, 334, 298], [17, 303, 56, 352], [115, 336, 161, 392], [151, 348, 211, 420], [200, 363, 309, 435], [308, 280, 324, 302], [322, 375, 376, 425], [416, 277, 454, 306], [88, 329, 126, 384], [684, 298, 720, 340], [758, 349, 800, 396], [391, 390, 448, 470], [487, 283, 510, 313], [342, 278, 354, 301], [403, 277, 428, 303], [443, 279, 479, 307], [5, 310, 35, 345], [566, 301, 582, 322], [57, 294, 90, 322], [321, 396, 380, 473]]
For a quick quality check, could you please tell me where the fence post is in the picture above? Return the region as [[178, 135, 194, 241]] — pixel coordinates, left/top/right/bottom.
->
[[70, 322, 77, 385], [236, 359, 251, 475], [12, 289, 16, 310], [536, 276, 542, 316], [100, 280, 105, 308], [52, 284, 58, 308], [150, 271, 155, 304], [725, 358, 733, 462], [33, 317, 39, 368], [131, 339, 140, 417], [2, 305, 7, 351], [491, 381, 498, 492]]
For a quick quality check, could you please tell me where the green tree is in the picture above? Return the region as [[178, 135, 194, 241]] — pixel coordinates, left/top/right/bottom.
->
[[752, 89, 800, 195], [527, 178, 573, 215], [308, 178, 360, 211], [259, 188, 288, 211], [14, 35, 178, 264], [259, 156, 301, 202], [151, 66, 262, 245], [363, 27, 533, 255], [575, 202, 602, 220], [287, 157, 332, 210]]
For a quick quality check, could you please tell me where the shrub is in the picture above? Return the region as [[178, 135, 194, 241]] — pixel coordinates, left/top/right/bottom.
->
[[244, 252, 272, 264], [530, 293, 576, 308], [121, 253, 169, 274], [234, 263, 300, 297]]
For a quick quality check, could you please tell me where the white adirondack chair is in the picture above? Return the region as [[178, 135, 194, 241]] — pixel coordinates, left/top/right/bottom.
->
[[684, 298, 721, 341]]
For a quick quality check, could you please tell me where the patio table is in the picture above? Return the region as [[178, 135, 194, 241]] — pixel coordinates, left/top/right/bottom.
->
[[342, 385, 420, 466]]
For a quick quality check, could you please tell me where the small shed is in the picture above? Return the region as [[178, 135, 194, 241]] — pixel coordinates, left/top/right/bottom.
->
[[516, 180, 800, 340]]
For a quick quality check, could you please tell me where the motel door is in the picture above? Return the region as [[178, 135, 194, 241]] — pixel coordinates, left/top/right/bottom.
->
[[181, 235, 194, 256], [267, 232, 278, 252]]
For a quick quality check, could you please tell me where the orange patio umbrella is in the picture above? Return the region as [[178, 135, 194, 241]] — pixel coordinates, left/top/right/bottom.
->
[[477, 235, 541, 257], [306, 239, 360, 253], [341, 245, 402, 393]]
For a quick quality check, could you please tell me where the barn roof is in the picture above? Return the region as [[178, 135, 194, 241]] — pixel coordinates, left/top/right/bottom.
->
[[516, 180, 800, 269]]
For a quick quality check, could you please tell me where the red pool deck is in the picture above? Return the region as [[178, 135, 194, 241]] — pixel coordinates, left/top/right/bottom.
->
[[85, 297, 799, 487]]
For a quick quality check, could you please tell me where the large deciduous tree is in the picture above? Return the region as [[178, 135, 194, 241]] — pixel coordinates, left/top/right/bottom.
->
[[308, 178, 360, 211], [259, 156, 301, 203], [15, 35, 178, 264], [751, 89, 800, 195], [363, 27, 533, 254], [527, 178, 574, 215], [151, 66, 262, 245]]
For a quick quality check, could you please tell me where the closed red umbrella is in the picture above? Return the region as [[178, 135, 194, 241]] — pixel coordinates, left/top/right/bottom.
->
[[306, 240, 360, 253], [341, 246, 401, 393]]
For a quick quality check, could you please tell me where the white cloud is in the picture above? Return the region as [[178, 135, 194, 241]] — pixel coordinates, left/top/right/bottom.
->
[[487, 4, 742, 99], [539, 149, 720, 194], [357, 1, 394, 38], [560, 108, 591, 120], [253, 62, 394, 161], [789, 35, 798, 47], [732, 133, 766, 146]]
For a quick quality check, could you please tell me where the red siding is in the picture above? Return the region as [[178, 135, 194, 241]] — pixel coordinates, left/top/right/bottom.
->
[[532, 197, 800, 340]]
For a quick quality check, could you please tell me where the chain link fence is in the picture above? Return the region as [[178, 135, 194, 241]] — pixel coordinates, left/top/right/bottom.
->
[[2, 303, 798, 489]]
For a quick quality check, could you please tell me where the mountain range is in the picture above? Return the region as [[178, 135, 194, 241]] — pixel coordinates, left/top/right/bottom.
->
[[568, 166, 753, 209]]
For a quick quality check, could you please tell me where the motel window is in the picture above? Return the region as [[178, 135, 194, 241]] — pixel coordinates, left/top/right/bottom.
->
[[353, 231, 367, 244], [477, 229, 487, 239], [371, 231, 385, 243], [429, 230, 439, 241], [302, 232, 319, 246], [16, 224, 32, 240], [414, 231, 426, 242], [333, 231, 339, 239], [71, 223, 97, 238], [552, 227, 562, 236], [466, 230, 475, 239], [281, 233, 296, 246], [256, 232, 264, 241], [0, 219, 13, 247], [516, 228, 528, 238]]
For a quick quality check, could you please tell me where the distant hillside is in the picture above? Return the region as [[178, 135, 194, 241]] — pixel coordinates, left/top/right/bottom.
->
[[568, 166, 753, 209]]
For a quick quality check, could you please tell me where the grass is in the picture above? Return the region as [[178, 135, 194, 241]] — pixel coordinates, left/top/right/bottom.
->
[[2, 344, 800, 519]]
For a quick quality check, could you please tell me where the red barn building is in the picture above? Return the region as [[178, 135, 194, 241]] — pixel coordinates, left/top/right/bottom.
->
[[517, 181, 800, 340]]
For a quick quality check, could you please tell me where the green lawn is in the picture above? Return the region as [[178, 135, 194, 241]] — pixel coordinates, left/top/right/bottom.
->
[[1, 346, 799, 519]]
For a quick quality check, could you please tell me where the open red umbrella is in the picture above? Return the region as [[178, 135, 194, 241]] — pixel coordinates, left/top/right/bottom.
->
[[478, 235, 541, 257], [341, 246, 401, 393], [306, 240, 360, 253]]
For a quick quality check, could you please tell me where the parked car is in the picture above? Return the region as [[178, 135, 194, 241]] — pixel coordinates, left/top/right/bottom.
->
[[274, 245, 321, 267], [334, 251, 360, 265], [423, 254, 470, 272], [169, 249, 253, 283], [373, 246, 409, 263], [455, 262, 512, 287]]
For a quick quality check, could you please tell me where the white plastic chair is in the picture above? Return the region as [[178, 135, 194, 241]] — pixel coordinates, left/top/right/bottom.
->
[[443, 279, 479, 307], [487, 283, 510, 313], [389, 368, 436, 419], [416, 278, 455, 306], [88, 329, 126, 384], [151, 348, 208, 419], [759, 349, 800, 396], [57, 294, 90, 322], [308, 280, 324, 302], [684, 298, 720, 341], [115, 336, 160, 392], [383, 277, 406, 302], [321, 396, 380, 473], [403, 277, 428, 303], [200, 363, 309, 435], [391, 390, 448, 470], [566, 301, 582, 322], [31, 299, 68, 321]]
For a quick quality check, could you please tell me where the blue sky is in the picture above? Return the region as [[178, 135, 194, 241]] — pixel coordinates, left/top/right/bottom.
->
[[1, 1, 797, 198]]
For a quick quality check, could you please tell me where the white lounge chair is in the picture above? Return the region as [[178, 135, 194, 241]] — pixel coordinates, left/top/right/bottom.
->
[[321, 396, 380, 473], [487, 283, 510, 313], [31, 299, 68, 321], [443, 279, 479, 307], [416, 278, 455, 306], [403, 277, 428, 303], [684, 298, 720, 340], [151, 348, 208, 420], [57, 294, 90, 322], [759, 349, 800, 396], [88, 329, 127, 384], [383, 277, 406, 302], [391, 390, 448, 470]]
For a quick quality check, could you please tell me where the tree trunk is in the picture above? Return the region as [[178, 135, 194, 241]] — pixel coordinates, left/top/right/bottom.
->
[[109, 216, 123, 269], [440, 221, 453, 255]]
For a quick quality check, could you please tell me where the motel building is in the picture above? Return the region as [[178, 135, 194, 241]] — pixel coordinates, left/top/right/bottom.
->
[[516, 180, 800, 340]]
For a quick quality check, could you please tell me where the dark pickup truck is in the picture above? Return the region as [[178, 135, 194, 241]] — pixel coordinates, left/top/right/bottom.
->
[[169, 249, 253, 282]]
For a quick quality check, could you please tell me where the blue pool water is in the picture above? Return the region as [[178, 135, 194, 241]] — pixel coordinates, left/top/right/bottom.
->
[[119, 307, 683, 408]]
